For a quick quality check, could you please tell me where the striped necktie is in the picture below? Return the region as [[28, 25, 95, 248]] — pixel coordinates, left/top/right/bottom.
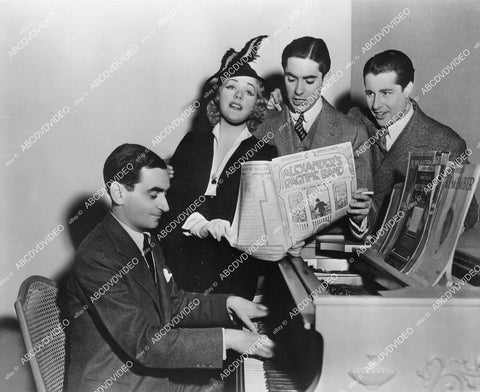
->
[[378, 127, 390, 154], [294, 113, 307, 142]]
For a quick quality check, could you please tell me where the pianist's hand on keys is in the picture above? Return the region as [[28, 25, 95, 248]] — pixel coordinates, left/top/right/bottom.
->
[[224, 329, 275, 358], [225, 296, 275, 358], [226, 296, 269, 333]]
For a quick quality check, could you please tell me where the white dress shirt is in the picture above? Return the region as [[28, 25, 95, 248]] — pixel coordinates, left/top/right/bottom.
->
[[385, 103, 414, 151], [289, 97, 323, 133], [111, 213, 153, 269]]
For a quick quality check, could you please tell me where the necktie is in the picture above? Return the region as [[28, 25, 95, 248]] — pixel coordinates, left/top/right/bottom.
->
[[378, 127, 390, 154], [294, 113, 307, 142], [143, 234, 157, 285]]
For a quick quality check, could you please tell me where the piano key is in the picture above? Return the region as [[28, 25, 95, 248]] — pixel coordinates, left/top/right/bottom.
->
[[243, 356, 267, 392]]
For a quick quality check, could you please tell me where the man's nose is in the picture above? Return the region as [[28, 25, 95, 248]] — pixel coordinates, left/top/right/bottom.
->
[[157, 195, 169, 212], [294, 81, 304, 96], [372, 95, 382, 110]]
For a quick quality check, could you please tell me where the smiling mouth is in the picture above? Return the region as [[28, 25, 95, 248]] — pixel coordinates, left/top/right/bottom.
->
[[292, 98, 305, 105], [229, 103, 243, 111], [373, 111, 388, 118]]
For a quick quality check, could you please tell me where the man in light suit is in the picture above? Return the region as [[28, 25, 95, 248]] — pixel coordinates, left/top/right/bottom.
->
[[64, 144, 274, 392], [347, 50, 478, 229], [254, 36, 374, 238]]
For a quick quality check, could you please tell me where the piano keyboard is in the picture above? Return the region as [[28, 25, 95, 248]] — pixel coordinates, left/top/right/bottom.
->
[[242, 321, 313, 392], [240, 260, 323, 392], [243, 356, 266, 392], [243, 355, 312, 392]]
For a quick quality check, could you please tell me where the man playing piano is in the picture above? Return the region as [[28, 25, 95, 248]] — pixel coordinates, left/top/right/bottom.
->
[[64, 144, 274, 392]]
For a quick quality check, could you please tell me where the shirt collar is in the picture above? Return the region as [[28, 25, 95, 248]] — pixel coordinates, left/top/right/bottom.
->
[[387, 102, 414, 135], [212, 122, 252, 143], [289, 97, 323, 127], [111, 212, 149, 254]]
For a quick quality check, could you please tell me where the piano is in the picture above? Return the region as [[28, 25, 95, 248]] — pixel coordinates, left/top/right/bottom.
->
[[239, 226, 480, 392]]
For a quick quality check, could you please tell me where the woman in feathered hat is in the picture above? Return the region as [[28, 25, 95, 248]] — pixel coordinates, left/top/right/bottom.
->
[[159, 36, 277, 300]]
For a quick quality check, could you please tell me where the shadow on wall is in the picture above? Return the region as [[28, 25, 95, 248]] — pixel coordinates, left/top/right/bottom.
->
[[0, 317, 35, 392], [1, 194, 109, 391], [55, 194, 110, 287]]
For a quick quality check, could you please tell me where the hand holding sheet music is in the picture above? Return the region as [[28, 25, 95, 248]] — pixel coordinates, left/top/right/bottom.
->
[[226, 142, 357, 261]]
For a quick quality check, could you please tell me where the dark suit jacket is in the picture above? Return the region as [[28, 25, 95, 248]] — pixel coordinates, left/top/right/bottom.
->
[[65, 213, 233, 392], [253, 97, 373, 190], [348, 100, 478, 228], [159, 130, 277, 299]]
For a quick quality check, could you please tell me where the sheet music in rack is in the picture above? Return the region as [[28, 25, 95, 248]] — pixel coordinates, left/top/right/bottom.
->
[[227, 142, 357, 261]]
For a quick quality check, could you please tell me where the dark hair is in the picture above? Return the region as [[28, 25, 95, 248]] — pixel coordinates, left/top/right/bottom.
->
[[206, 78, 268, 132], [281, 36, 331, 76], [363, 50, 415, 89], [103, 144, 167, 195]]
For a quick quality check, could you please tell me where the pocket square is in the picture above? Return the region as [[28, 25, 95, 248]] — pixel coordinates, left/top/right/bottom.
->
[[163, 268, 173, 283]]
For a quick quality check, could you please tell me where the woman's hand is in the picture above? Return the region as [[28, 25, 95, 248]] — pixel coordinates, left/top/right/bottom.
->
[[167, 165, 174, 179], [266, 88, 283, 111], [198, 219, 232, 241]]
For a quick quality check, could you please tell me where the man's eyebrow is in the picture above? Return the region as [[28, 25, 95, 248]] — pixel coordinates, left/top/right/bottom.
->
[[284, 72, 297, 78], [379, 88, 394, 92], [147, 187, 165, 192]]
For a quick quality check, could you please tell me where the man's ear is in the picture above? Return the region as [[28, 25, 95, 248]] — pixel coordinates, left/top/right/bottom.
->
[[109, 181, 125, 205], [404, 81, 413, 97]]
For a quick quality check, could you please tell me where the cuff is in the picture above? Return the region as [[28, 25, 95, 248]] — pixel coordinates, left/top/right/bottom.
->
[[182, 212, 209, 238], [222, 328, 226, 360], [349, 216, 369, 239]]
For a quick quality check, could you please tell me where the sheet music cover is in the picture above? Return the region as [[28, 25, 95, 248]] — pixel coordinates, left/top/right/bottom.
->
[[380, 151, 448, 255], [227, 142, 357, 261], [408, 164, 480, 286], [386, 164, 442, 271]]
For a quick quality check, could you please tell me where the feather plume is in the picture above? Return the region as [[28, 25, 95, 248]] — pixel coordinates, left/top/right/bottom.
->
[[232, 35, 268, 66], [204, 35, 268, 99]]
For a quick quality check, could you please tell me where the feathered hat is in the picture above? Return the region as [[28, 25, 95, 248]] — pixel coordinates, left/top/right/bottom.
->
[[202, 35, 269, 100]]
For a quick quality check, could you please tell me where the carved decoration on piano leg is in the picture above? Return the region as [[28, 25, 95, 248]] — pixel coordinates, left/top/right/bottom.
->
[[348, 353, 396, 389], [417, 355, 480, 391]]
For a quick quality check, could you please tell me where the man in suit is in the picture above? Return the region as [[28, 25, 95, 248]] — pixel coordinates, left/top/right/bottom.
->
[[254, 36, 374, 238], [64, 144, 274, 392], [348, 49, 478, 228]]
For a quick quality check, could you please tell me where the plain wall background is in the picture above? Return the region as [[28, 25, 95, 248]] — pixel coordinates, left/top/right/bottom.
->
[[0, 0, 352, 318]]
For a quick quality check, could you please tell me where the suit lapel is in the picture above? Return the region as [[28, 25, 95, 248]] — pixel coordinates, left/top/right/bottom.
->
[[308, 98, 337, 149], [272, 107, 297, 155], [103, 214, 163, 318], [387, 102, 427, 157]]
